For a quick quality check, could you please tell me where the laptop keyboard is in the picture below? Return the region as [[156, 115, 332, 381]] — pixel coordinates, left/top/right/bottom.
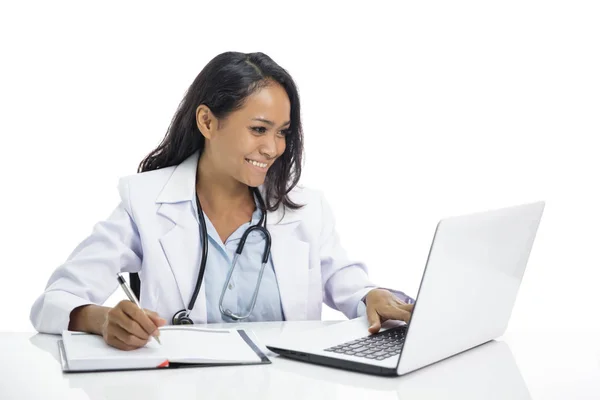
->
[[323, 325, 407, 361]]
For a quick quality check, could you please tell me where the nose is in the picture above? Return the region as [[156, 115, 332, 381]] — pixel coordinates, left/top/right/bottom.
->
[[259, 133, 279, 160]]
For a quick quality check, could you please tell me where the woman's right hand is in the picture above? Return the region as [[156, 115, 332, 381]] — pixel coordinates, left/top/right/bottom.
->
[[102, 300, 167, 350]]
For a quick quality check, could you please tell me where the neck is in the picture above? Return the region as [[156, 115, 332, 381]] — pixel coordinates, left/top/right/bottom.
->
[[195, 154, 255, 215]]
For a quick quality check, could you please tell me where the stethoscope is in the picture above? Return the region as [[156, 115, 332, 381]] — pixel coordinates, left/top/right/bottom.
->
[[171, 187, 272, 325]]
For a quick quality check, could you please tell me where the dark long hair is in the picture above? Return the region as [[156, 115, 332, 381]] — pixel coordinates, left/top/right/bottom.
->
[[138, 51, 304, 212]]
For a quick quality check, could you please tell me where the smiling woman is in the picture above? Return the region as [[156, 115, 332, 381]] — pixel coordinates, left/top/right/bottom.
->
[[194, 82, 292, 192], [139, 52, 304, 213], [29, 51, 414, 351]]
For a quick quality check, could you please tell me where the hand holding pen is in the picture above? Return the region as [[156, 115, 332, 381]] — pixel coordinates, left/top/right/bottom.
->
[[100, 273, 167, 351]]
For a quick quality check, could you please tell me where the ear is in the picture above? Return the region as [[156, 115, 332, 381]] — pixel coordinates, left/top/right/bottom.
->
[[196, 104, 219, 140]]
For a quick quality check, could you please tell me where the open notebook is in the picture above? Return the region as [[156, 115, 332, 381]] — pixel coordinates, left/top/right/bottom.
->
[[58, 326, 270, 372]]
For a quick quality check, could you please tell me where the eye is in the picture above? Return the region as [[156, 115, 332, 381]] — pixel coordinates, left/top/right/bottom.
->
[[251, 126, 267, 134], [277, 128, 292, 137]]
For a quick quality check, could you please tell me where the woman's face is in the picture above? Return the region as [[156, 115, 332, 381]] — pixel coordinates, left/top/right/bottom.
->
[[198, 82, 291, 188]]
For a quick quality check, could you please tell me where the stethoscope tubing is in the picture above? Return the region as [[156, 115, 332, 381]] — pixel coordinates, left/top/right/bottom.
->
[[172, 187, 270, 324]]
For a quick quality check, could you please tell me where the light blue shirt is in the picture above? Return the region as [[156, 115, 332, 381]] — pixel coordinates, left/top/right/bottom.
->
[[194, 192, 285, 323]]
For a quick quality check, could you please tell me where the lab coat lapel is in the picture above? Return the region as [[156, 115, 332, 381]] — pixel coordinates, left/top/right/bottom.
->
[[264, 193, 310, 321], [155, 151, 207, 322]]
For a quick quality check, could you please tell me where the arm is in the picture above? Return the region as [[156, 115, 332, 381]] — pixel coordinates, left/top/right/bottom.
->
[[68, 304, 111, 335], [318, 191, 377, 319], [317, 191, 415, 321], [29, 178, 143, 334]]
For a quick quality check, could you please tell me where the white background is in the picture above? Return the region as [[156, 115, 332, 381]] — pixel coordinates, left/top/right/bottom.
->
[[1, 0, 598, 338]]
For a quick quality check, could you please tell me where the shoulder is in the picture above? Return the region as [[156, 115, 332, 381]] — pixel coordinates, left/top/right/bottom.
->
[[268, 184, 330, 227], [118, 166, 177, 187], [115, 166, 178, 206], [285, 184, 324, 206], [278, 184, 327, 215]]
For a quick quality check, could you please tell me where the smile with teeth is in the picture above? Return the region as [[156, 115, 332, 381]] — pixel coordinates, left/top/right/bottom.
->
[[246, 158, 268, 169]]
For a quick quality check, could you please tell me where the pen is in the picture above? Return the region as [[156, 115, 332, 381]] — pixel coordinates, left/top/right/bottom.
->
[[116, 273, 162, 345]]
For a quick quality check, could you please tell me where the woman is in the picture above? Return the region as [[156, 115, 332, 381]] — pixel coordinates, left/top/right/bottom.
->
[[30, 51, 414, 350]]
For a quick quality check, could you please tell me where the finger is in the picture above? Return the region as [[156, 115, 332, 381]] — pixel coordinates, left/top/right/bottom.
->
[[105, 335, 137, 351], [366, 306, 382, 334], [144, 309, 167, 339], [109, 335, 141, 350], [404, 303, 415, 312], [110, 324, 149, 349], [392, 301, 414, 313], [144, 309, 167, 327], [113, 306, 151, 341], [378, 306, 412, 323], [120, 301, 159, 337]]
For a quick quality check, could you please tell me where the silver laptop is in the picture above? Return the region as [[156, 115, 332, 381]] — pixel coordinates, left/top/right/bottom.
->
[[266, 201, 545, 376]]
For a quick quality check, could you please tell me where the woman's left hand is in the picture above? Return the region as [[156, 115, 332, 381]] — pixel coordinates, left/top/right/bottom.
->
[[365, 288, 414, 334]]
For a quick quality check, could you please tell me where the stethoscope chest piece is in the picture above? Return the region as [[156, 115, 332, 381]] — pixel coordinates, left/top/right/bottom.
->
[[172, 309, 194, 325]]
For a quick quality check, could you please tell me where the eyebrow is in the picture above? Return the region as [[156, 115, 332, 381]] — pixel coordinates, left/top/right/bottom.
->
[[252, 118, 291, 128]]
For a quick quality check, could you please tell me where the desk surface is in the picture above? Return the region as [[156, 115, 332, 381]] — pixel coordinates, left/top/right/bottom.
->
[[0, 321, 599, 400]]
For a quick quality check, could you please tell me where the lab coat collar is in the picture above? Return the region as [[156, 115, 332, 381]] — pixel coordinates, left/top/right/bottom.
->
[[155, 150, 200, 204], [154, 149, 301, 225]]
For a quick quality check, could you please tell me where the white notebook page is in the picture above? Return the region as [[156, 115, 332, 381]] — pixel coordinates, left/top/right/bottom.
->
[[63, 331, 165, 361], [158, 326, 261, 363], [62, 326, 261, 370], [62, 331, 167, 371]]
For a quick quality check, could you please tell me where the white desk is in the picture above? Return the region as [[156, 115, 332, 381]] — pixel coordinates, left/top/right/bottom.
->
[[0, 321, 598, 399]]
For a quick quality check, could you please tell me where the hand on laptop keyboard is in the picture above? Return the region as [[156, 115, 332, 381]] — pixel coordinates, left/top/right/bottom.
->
[[365, 289, 415, 334]]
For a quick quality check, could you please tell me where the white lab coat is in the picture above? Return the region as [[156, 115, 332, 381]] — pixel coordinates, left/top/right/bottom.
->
[[30, 151, 377, 334]]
